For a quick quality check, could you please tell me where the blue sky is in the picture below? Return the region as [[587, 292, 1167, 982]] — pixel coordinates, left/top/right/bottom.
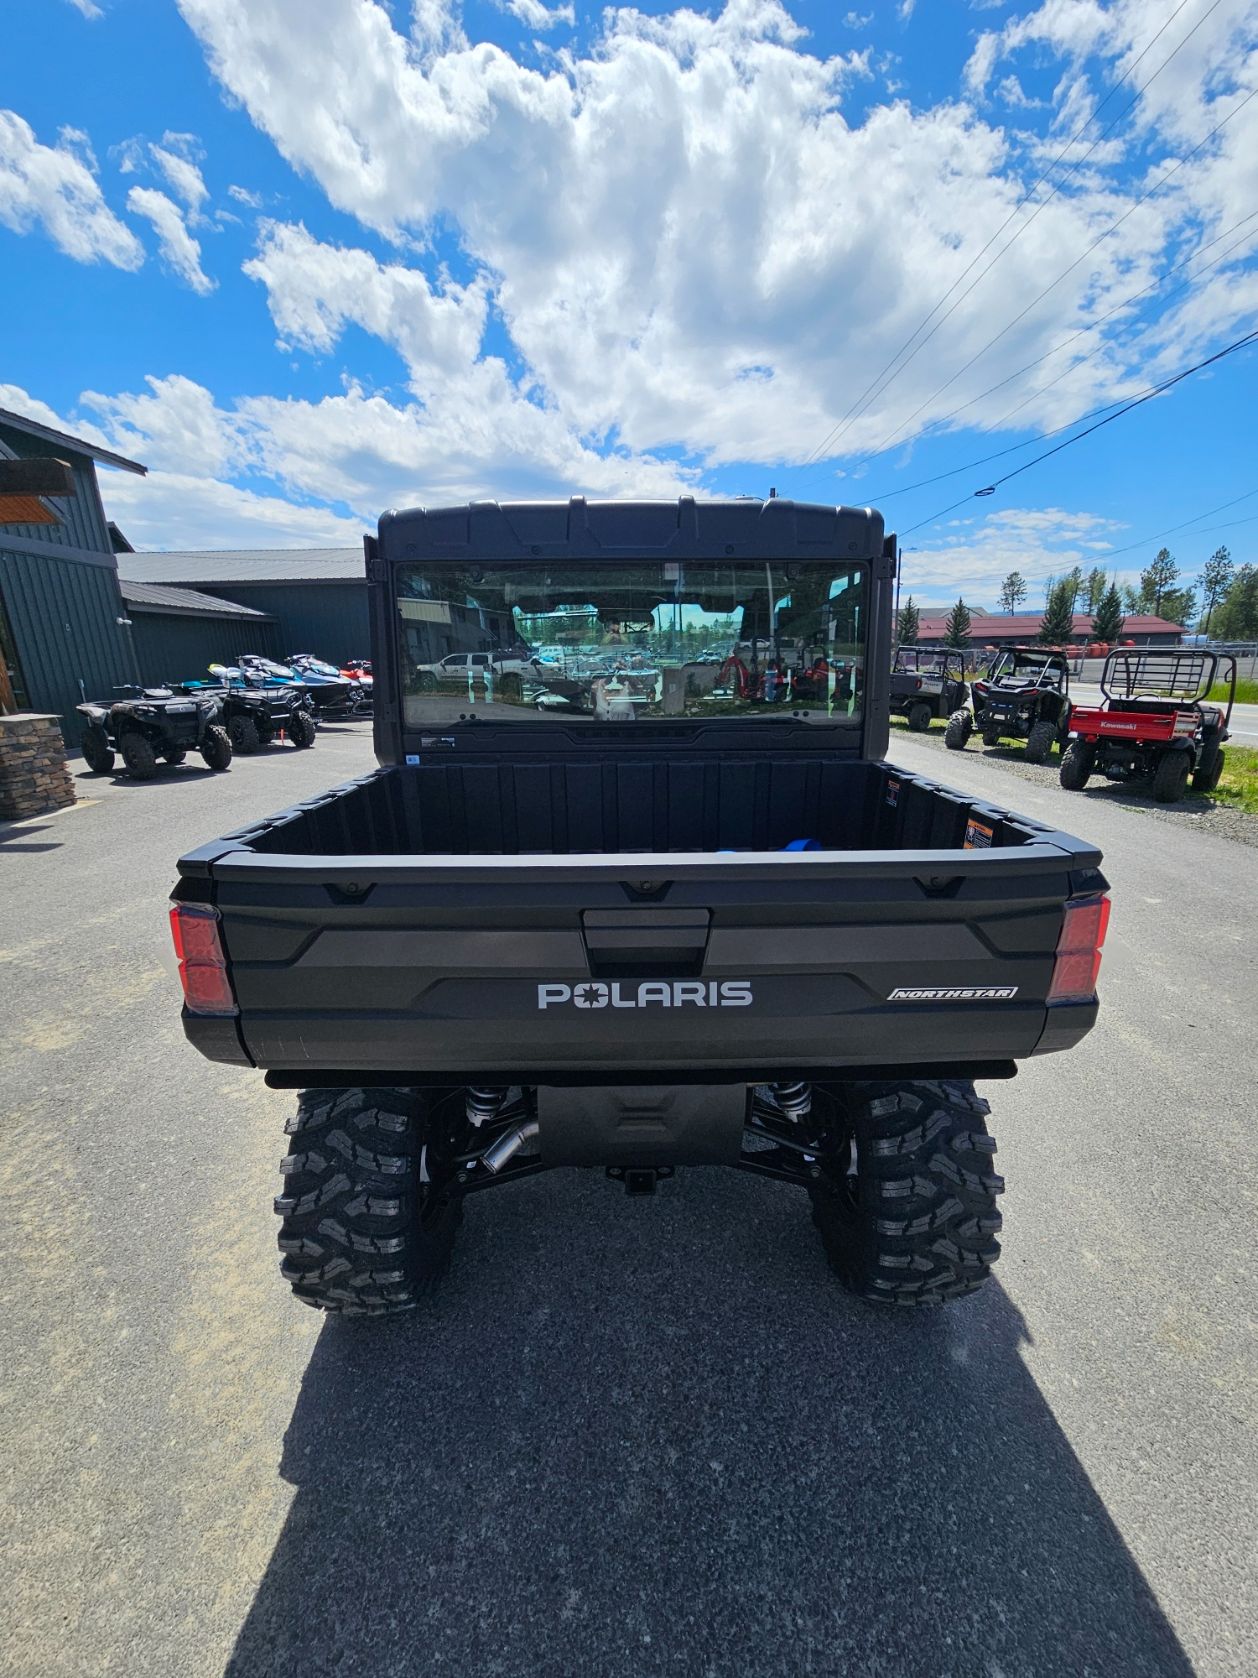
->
[[1, 0, 1255, 607]]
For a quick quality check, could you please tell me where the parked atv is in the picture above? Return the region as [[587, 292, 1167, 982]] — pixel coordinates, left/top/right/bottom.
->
[[890, 646, 968, 731], [945, 646, 1071, 763], [1061, 649, 1235, 803], [77, 687, 232, 779], [203, 671, 317, 754]]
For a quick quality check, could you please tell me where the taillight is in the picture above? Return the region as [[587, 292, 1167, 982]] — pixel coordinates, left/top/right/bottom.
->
[[169, 904, 237, 1015], [1047, 893, 1111, 1005]]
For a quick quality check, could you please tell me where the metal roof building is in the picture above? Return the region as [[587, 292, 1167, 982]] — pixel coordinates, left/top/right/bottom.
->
[[915, 610, 1185, 648], [118, 546, 369, 663], [0, 406, 146, 739], [117, 580, 281, 681]]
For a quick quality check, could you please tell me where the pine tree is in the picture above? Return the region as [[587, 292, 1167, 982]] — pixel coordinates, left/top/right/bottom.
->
[[998, 570, 1028, 613], [1213, 565, 1258, 640], [943, 598, 972, 649], [1039, 578, 1075, 644], [1061, 566, 1085, 611], [1085, 567, 1108, 613], [1158, 585, 1196, 629], [1199, 546, 1234, 632], [896, 596, 920, 644], [1140, 548, 1179, 616], [1092, 583, 1124, 643]]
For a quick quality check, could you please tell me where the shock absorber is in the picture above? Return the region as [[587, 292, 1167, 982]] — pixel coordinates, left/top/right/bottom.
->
[[466, 1086, 508, 1128], [770, 1081, 812, 1122]]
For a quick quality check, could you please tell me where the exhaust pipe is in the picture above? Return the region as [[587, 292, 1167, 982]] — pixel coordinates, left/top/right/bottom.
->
[[482, 1119, 540, 1174]]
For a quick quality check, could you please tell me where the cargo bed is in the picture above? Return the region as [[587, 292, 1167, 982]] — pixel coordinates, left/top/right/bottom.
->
[[175, 757, 1104, 1082]]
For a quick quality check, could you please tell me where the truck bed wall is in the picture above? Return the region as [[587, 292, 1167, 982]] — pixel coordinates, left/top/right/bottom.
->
[[236, 759, 1041, 859]]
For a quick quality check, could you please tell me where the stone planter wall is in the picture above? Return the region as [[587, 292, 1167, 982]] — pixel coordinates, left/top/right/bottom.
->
[[0, 713, 77, 821]]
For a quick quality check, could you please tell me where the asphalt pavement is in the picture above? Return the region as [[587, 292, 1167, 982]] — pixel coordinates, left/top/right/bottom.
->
[[1, 723, 1255, 1678]]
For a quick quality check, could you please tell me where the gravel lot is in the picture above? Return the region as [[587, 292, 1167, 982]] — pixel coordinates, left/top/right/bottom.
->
[[891, 716, 1258, 849], [2, 722, 1255, 1678]]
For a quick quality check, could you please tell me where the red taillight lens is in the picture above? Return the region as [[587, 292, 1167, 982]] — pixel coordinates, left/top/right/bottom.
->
[[169, 904, 237, 1015], [1048, 893, 1111, 1005]]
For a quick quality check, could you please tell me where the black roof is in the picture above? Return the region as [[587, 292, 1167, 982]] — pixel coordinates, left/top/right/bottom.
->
[[0, 406, 146, 475], [120, 580, 272, 619], [378, 497, 886, 561]]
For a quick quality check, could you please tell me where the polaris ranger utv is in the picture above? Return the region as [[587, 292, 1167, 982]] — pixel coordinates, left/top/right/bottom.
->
[[171, 499, 1110, 1315], [890, 646, 968, 731]]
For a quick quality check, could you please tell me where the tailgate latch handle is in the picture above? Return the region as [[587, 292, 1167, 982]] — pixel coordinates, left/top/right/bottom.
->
[[580, 909, 712, 978]]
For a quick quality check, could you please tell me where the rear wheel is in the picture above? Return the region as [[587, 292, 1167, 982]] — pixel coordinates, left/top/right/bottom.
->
[[907, 701, 932, 733], [1059, 739, 1095, 790], [288, 709, 317, 749], [943, 710, 971, 750], [162, 748, 187, 765], [1152, 750, 1189, 803], [275, 1087, 462, 1315], [810, 1079, 1003, 1307], [200, 724, 233, 772], [1192, 747, 1225, 794], [119, 731, 157, 780], [1024, 719, 1057, 764], [228, 714, 260, 755], [80, 728, 115, 774]]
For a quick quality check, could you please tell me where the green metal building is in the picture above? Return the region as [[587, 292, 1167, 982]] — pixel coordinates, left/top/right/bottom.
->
[[115, 548, 370, 665], [0, 406, 147, 739]]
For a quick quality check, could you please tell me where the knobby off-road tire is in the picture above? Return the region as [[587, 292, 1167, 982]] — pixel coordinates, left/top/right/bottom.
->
[[944, 710, 971, 750], [200, 724, 232, 772], [1192, 747, 1225, 794], [162, 748, 187, 765], [1059, 738, 1095, 790], [288, 709, 317, 748], [1024, 719, 1058, 764], [1152, 749, 1190, 803], [119, 731, 157, 780], [228, 714, 260, 755], [908, 702, 933, 733], [275, 1087, 462, 1315], [80, 728, 115, 774], [810, 1079, 1004, 1307]]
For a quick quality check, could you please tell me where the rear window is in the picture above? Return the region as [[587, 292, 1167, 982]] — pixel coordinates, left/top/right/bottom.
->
[[394, 558, 866, 729]]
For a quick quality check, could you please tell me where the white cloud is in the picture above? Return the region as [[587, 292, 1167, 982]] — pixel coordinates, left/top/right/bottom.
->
[[0, 110, 143, 267], [499, 0, 575, 30], [66, 0, 103, 19], [243, 220, 488, 384], [227, 183, 263, 207], [898, 0, 917, 21], [126, 186, 215, 293], [963, 30, 1000, 95], [116, 131, 210, 219], [102, 470, 368, 551], [904, 506, 1129, 601], [843, 11, 873, 28], [151, 144, 209, 217]]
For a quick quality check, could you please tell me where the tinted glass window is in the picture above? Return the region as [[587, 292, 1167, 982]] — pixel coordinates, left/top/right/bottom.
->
[[394, 559, 866, 728]]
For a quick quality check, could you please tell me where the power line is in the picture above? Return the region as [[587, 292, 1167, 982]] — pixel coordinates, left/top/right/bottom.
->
[[898, 326, 1258, 536], [1081, 486, 1258, 563], [879, 206, 1258, 470], [859, 80, 1258, 469], [799, 0, 1210, 468], [863, 207, 1258, 504]]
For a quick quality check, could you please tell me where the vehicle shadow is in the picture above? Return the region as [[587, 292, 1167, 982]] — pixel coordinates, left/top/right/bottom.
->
[[225, 1170, 1189, 1678]]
